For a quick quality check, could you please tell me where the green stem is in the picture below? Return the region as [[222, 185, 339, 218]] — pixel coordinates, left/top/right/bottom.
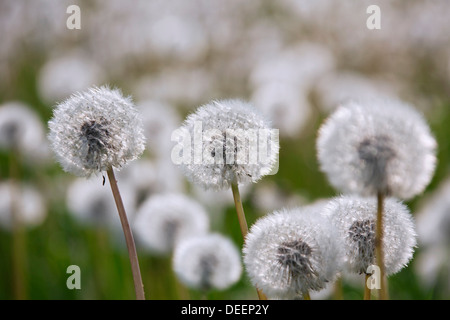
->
[[375, 192, 388, 300], [9, 150, 27, 300], [107, 168, 145, 300], [364, 274, 371, 300]]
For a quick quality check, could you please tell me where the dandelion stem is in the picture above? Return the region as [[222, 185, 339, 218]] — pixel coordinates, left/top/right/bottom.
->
[[231, 182, 267, 300], [333, 276, 343, 300], [303, 291, 311, 300], [9, 149, 27, 300], [375, 192, 388, 300], [364, 274, 371, 300], [107, 168, 145, 300]]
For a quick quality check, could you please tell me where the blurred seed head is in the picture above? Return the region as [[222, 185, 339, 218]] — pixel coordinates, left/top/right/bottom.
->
[[37, 50, 105, 104], [416, 177, 450, 247], [133, 193, 209, 255], [317, 98, 437, 199], [0, 101, 49, 161], [48, 85, 146, 177], [66, 177, 136, 229], [176, 99, 279, 191], [323, 195, 417, 275], [172, 233, 242, 291], [243, 207, 344, 299], [0, 181, 47, 230]]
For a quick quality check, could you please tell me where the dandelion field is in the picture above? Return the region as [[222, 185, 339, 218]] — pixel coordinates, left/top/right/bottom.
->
[[0, 1, 449, 301]]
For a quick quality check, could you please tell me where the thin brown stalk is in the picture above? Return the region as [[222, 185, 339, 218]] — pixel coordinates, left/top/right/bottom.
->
[[303, 291, 311, 300], [107, 168, 145, 300], [231, 182, 267, 300], [364, 274, 371, 300]]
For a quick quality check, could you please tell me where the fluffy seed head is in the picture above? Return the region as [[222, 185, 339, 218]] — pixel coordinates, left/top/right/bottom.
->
[[316, 98, 437, 199], [0, 101, 49, 160], [243, 207, 344, 299], [48, 86, 146, 177], [66, 177, 136, 229], [416, 177, 450, 247], [133, 193, 209, 254], [172, 233, 242, 291], [175, 99, 279, 191], [0, 181, 47, 230], [323, 195, 417, 275]]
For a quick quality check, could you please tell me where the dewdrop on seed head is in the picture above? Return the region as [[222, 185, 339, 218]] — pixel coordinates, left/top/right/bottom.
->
[[172, 233, 242, 291], [133, 193, 209, 255], [48, 86, 146, 178], [174, 99, 279, 191], [316, 98, 437, 199], [243, 207, 344, 299], [323, 195, 417, 276]]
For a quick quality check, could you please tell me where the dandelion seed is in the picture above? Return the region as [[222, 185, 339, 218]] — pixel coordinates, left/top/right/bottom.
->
[[176, 99, 279, 191], [173, 233, 242, 291], [316, 98, 437, 199], [243, 207, 344, 299], [48, 85, 146, 177], [323, 195, 417, 276], [133, 193, 209, 255]]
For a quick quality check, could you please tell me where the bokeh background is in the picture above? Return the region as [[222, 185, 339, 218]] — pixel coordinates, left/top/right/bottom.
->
[[0, 0, 449, 300]]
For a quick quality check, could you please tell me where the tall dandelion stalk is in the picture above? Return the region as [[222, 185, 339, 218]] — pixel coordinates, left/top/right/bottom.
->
[[317, 98, 437, 299], [174, 99, 279, 300], [48, 85, 146, 300], [0, 102, 48, 299]]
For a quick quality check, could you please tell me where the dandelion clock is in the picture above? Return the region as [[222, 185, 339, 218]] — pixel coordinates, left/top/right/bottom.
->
[[48, 85, 146, 299]]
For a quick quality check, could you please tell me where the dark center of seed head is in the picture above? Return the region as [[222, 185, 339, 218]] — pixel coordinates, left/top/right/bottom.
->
[[277, 239, 316, 278], [80, 119, 110, 151], [358, 135, 395, 193], [348, 219, 376, 273]]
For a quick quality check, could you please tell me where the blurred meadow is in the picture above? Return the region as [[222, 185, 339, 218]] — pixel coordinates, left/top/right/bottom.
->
[[0, 0, 449, 300]]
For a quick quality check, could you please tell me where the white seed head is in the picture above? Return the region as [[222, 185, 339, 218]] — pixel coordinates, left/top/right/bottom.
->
[[48, 85, 146, 177], [316, 98, 437, 199], [243, 207, 344, 299], [176, 99, 279, 191], [323, 195, 417, 276], [0, 101, 48, 158], [133, 193, 209, 255], [0, 181, 47, 230], [416, 177, 450, 247], [172, 233, 242, 291], [66, 177, 136, 228]]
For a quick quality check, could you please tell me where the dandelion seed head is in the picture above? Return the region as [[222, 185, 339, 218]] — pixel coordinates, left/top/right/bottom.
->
[[416, 177, 450, 247], [0, 101, 48, 159], [0, 181, 47, 230], [173, 233, 242, 291], [48, 85, 146, 177], [317, 98, 437, 199], [66, 177, 136, 228], [177, 99, 279, 191], [243, 207, 344, 299], [133, 193, 209, 255], [323, 195, 417, 275]]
